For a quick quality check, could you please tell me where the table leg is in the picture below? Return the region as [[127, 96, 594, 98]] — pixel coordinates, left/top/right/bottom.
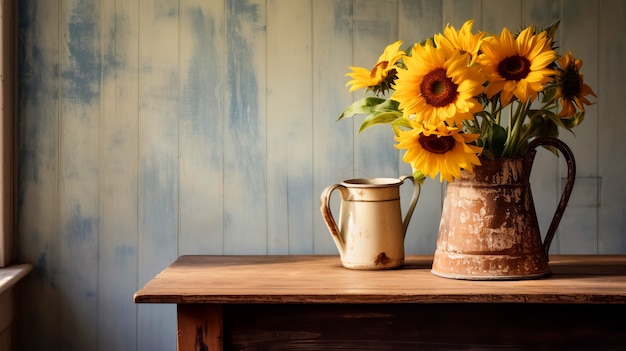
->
[[177, 304, 223, 351]]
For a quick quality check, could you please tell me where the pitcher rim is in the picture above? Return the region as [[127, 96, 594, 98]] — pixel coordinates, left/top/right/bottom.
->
[[341, 177, 403, 187]]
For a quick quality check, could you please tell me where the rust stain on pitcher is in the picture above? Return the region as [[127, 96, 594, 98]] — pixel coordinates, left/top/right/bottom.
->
[[431, 138, 576, 280]]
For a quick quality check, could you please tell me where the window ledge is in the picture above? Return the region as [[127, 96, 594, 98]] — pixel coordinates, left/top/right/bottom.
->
[[0, 264, 32, 295]]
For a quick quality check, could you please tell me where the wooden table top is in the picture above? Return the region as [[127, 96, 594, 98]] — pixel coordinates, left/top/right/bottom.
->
[[133, 255, 626, 304]]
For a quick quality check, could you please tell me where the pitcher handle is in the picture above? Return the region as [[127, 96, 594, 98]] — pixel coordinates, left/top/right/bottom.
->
[[320, 183, 346, 252], [398, 175, 421, 238], [524, 137, 576, 260]]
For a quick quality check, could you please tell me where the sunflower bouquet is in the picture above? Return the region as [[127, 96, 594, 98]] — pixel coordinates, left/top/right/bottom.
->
[[339, 20, 596, 183]]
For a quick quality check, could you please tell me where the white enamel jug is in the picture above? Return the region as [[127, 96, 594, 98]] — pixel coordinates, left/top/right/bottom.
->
[[320, 176, 420, 270]]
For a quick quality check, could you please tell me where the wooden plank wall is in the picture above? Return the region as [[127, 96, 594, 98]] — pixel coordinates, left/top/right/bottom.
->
[[15, 0, 625, 350]]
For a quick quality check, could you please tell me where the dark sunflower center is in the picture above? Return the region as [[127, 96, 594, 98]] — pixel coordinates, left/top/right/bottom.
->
[[561, 64, 582, 99], [418, 134, 456, 154], [370, 61, 389, 78], [420, 68, 458, 107], [498, 55, 531, 81]]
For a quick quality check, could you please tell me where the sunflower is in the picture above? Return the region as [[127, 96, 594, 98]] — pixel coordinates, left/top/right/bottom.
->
[[391, 40, 484, 126], [555, 51, 597, 117], [345, 40, 405, 95], [478, 26, 557, 106], [394, 121, 482, 183], [434, 19, 485, 63]]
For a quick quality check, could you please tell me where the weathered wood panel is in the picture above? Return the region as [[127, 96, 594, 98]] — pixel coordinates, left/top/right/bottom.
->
[[137, 0, 180, 349], [14, 1, 625, 350], [558, 0, 600, 254], [178, 0, 226, 255], [57, 1, 101, 349], [98, 0, 140, 350], [311, 0, 354, 254], [17, 0, 62, 349], [223, 0, 268, 254], [266, 0, 314, 254], [598, 0, 626, 253]]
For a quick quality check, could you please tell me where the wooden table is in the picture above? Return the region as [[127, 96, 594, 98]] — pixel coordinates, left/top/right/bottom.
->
[[134, 255, 626, 350]]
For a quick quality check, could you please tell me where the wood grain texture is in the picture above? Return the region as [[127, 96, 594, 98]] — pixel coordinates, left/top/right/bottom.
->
[[135, 255, 626, 304], [178, 304, 223, 351], [223, 303, 626, 350]]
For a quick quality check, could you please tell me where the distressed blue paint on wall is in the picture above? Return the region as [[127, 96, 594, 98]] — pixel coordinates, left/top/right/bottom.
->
[[183, 8, 215, 130], [226, 0, 269, 198], [115, 245, 137, 261], [36, 246, 56, 288], [17, 0, 60, 187], [334, 0, 353, 33], [182, 6, 224, 168], [18, 0, 39, 103], [140, 156, 179, 241], [63, 0, 101, 103], [227, 0, 261, 135], [64, 205, 98, 243], [102, 14, 124, 74]]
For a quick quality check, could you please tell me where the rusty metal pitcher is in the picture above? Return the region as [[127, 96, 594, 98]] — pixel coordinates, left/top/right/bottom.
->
[[431, 138, 576, 280]]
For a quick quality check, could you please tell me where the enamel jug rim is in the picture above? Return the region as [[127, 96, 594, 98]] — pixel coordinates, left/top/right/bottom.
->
[[341, 178, 403, 187]]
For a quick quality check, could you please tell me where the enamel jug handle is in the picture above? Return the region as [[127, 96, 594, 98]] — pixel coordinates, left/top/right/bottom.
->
[[524, 137, 576, 260], [399, 175, 421, 238], [320, 183, 346, 253]]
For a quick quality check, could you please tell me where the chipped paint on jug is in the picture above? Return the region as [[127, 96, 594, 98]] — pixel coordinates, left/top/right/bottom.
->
[[320, 176, 420, 270], [431, 138, 576, 280]]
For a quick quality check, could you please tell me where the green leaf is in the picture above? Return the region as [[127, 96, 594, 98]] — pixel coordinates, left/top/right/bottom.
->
[[525, 114, 559, 141], [543, 19, 561, 41], [541, 85, 558, 104], [562, 111, 585, 129], [390, 117, 412, 136], [358, 111, 403, 133], [337, 97, 403, 133], [482, 122, 507, 157], [337, 97, 390, 121], [543, 110, 569, 130]]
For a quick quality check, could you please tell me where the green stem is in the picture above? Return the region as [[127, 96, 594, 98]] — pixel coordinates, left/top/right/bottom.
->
[[492, 96, 502, 125], [502, 100, 528, 157]]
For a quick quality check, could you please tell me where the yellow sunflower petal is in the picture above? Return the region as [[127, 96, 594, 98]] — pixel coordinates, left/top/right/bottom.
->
[[345, 40, 406, 94], [478, 24, 557, 106], [394, 121, 482, 182], [555, 51, 597, 117], [392, 43, 484, 125]]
